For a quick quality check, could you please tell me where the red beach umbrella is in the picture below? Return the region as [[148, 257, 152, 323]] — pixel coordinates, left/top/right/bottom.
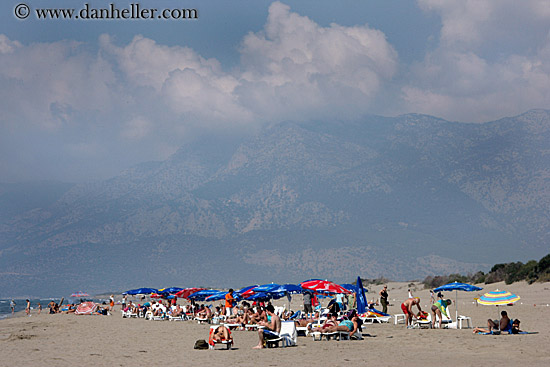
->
[[300, 279, 352, 294], [175, 287, 206, 299], [75, 302, 96, 315]]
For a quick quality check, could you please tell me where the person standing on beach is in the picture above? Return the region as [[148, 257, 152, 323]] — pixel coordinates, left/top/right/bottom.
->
[[25, 299, 31, 316], [10, 299, 16, 315], [109, 295, 115, 311], [379, 285, 389, 314], [37, 302, 42, 315], [225, 289, 235, 316], [122, 295, 127, 311], [303, 291, 313, 316]]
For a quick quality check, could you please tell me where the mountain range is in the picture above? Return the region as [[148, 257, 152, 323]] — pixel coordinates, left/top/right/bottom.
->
[[1, 109, 549, 297]]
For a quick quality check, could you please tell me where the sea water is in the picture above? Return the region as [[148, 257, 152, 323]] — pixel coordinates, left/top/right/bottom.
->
[[0, 298, 106, 319]]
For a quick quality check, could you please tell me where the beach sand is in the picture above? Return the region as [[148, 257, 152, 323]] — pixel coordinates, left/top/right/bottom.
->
[[1, 280, 549, 367]]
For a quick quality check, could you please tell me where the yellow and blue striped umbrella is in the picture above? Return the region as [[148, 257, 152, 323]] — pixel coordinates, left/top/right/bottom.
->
[[478, 290, 520, 305]]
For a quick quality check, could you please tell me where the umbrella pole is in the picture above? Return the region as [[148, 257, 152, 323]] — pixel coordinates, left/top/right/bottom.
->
[[455, 288, 478, 325]]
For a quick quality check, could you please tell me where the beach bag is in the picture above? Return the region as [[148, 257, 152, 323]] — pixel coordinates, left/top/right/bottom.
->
[[194, 339, 209, 350]]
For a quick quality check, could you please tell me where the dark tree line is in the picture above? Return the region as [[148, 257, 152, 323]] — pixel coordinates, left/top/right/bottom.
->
[[422, 253, 550, 288]]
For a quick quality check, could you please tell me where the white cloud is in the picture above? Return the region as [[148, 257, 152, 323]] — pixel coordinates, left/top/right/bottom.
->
[[0, 36, 117, 130], [403, 0, 550, 122], [238, 2, 397, 120]]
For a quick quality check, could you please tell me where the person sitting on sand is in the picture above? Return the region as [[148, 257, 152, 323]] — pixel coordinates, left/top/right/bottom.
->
[[510, 319, 523, 334], [430, 299, 452, 329], [488, 310, 511, 333], [48, 300, 57, 314], [253, 304, 281, 349], [473, 318, 522, 335], [401, 297, 422, 327]]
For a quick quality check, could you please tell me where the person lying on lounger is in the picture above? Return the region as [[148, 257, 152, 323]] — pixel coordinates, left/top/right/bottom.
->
[[294, 311, 321, 327], [311, 313, 338, 332], [209, 325, 231, 345], [314, 313, 359, 336]]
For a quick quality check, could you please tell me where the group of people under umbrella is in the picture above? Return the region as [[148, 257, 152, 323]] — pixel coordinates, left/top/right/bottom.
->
[[119, 279, 530, 345], [123, 278, 369, 314]]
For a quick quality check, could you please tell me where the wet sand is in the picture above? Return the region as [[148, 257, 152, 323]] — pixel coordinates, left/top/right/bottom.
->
[[1, 280, 549, 366]]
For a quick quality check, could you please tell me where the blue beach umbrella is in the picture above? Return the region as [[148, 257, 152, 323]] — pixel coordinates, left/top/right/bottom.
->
[[434, 281, 483, 322], [355, 277, 368, 314], [124, 287, 158, 295], [205, 291, 229, 302], [252, 283, 283, 293], [157, 287, 184, 295], [188, 289, 221, 301]]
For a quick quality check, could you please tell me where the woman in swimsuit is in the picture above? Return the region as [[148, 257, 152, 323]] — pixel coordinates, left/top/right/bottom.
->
[[319, 315, 359, 335]]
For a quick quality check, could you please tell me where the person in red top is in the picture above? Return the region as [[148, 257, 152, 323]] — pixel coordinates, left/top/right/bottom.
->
[[225, 289, 235, 316]]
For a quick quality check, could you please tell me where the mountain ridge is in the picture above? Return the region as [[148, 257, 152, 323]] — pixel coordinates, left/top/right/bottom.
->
[[1, 110, 549, 296]]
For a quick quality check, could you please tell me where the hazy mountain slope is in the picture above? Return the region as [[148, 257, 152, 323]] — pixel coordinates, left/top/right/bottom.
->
[[1, 110, 549, 297]]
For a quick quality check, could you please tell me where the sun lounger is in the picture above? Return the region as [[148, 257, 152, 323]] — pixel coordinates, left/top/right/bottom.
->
[[168, 314, 186, 321], [195, 317, 209, 324], [311, 330, 350, 341], [209, 326, 233, 350], [265, 321, 297, 348]]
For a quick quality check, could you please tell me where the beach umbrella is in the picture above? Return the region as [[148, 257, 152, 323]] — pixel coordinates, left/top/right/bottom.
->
[[157, 287, 184, 294], [300, 279, 352, 295], [188, 289, 221, 301], [235, 285, 258, 298], [434, 281, 483, 321], [124, 287, 158, 295], [477, 289, 520, 321], [205, 291, 229, 302], [75, 301, 96, 315], [175, 288, 205, 299], [355, 277, 368, 314], [253, 283, 303, 295], [478, 290, 520, 305], [70, 291, 90, 298], [252, 283, 283, 292], [246, 292, 286, 301]]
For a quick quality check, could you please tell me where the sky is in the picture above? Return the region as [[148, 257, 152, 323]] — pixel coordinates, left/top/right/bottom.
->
[[1, 0, 550, 182]]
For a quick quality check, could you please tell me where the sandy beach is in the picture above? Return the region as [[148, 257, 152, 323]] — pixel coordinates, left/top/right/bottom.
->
[[1, 280, 549, 367]]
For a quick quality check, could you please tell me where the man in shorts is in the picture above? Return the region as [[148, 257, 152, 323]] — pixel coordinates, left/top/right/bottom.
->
[[401, 297, 422, 327], [253, 304, 281, 349]]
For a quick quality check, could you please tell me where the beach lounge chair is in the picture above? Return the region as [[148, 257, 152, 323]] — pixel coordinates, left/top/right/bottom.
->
[[265, 321, 297, 348], [209, 326, 233, 350], [360, 308, 391, 324], [412, 312, 432, 328], [433, 306, 453, 328]]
